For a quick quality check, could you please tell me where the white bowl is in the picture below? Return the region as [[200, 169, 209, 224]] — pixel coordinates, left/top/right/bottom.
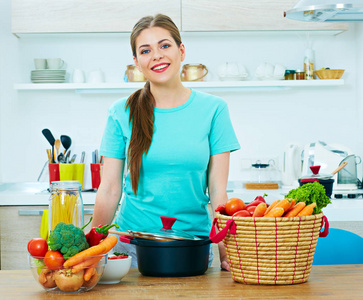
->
[[99, 256, 132, 284]]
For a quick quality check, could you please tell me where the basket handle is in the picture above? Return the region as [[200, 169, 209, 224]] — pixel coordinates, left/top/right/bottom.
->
[[319, 215, 329, 237], [209, 218, 236, 243]]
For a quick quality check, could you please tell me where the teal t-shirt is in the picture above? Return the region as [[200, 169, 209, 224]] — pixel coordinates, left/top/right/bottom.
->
[[100, 89, 240, 236]]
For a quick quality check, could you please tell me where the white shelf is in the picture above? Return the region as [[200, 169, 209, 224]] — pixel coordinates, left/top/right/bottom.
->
[[14, 80, 345, 93]]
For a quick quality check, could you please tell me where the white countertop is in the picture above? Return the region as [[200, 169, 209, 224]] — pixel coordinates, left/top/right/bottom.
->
[[1, 182, 362, 221]]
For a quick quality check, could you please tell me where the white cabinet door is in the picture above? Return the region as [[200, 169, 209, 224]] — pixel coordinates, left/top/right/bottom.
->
[[181, 0, 348, 32], [12, 0, 181, 34]]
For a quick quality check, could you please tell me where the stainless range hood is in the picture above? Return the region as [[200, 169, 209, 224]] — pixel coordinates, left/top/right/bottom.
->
[[285, 0, 363, 22]]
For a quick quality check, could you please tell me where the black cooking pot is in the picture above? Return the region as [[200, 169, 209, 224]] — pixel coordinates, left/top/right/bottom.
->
[[120, 235, 211, 277], [298, 178, 334, 198]]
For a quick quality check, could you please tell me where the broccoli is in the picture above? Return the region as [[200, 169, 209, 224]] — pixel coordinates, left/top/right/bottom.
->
[[48, 222, 89, 258]]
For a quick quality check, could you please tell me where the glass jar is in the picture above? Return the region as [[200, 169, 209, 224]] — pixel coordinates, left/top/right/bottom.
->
[[49, 181, 84, 232], [295, 70, 305, 80], [284, 70, 296, 80]]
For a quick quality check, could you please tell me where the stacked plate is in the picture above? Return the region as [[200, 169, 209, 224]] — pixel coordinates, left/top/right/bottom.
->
[[31, 70, 66, 83]]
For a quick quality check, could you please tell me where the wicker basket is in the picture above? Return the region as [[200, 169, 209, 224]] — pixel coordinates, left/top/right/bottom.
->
[[215, 213, 324, 285], [314, 69, 344, 79]]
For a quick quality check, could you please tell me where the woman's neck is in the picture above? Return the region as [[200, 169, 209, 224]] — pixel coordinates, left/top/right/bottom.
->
[[150, 80, 191, 109]]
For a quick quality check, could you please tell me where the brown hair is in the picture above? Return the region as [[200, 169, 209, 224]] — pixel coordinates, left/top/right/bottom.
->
[[126, 14, 182, 195]]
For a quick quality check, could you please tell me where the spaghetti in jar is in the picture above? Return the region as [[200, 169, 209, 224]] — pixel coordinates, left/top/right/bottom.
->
[[49, 181, 84, 232]]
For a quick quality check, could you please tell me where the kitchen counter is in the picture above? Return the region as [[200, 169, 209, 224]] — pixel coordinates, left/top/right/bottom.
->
[[1, 182, 363, 222], [0, 266, 362, 299]]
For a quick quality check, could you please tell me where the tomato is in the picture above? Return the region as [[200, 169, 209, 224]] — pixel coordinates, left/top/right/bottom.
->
[[44, 250, 65, 270], [27, 238, 48, 257], [109, 252, 129, 260], [215, 204, 227, 215], [246, 206, 257, 215], [232, 210, 251, 217], [225, 198, 246, 216]]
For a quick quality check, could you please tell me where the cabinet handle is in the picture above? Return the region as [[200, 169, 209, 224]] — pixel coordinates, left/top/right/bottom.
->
[[18, 209, 94, 216], [18, 209, 43, 216]]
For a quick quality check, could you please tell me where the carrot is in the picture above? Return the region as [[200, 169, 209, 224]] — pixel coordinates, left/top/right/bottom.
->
[[297, 203, 316, 217], [288, 199, 296, 210], [84, 267, 96, 281], [264, 207, 284, 217], [252, 203, 267, 217], [274, 198, 293, 212], [264, 200, 280, 216], [64, 235, 117, 268], [283, 202, 306, 217], [71, 255, 102, 273]]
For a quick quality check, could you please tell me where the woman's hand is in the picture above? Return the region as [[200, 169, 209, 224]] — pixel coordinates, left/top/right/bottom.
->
[[218, 242, 230, 271]]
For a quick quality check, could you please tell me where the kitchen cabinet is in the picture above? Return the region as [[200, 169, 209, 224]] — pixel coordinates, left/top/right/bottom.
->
[[0, 205, 94, 270], [181, 0, 348, 32], [12, 0, 181, 34], [12, 0, 347, 35]]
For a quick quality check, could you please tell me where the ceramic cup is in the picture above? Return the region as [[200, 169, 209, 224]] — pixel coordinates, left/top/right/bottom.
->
[[88, 69, 104, 83], [72, 69, 85, 83], [34, 58, 47, 70], [46, 58, 64, 70]]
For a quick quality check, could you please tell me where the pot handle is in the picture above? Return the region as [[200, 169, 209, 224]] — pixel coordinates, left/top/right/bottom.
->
[[209, 218, 236, 243], [319, 215, 329, 237], [119, 236, 139, 245]]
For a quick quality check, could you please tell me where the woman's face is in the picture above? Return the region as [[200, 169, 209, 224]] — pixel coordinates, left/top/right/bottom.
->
[[133, 26, 185, 85]]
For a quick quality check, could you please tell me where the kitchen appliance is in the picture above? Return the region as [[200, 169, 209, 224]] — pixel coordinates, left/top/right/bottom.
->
[[284, 0, 363, 22], [282, 143, 302, 186], [244, 160, 281, 189], [301, 141, 361, 193], [180, 64, 208, 81], [118, 216, 212, 277]]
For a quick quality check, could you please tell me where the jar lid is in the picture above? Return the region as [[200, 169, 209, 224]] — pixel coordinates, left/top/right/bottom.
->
[[285, 70, 296, 75], [50, 181, 81, 190], [296, 69, 303, 73]]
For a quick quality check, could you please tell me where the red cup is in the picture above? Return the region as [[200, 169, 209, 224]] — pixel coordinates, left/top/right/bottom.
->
[[90, 163, 102, 189], [48, 163, 60, 184]]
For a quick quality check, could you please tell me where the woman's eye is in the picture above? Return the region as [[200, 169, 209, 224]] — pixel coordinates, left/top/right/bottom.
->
[[161, 44, 170, 49], [140, 49, 150, 54]]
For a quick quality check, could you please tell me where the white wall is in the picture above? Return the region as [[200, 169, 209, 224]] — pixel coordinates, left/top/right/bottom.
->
[[1, 0, 362, 186]]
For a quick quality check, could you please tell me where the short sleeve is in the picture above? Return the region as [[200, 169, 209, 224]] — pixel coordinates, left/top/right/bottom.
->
[[99, 106, 126, 159], [209, 102, 240, 155]]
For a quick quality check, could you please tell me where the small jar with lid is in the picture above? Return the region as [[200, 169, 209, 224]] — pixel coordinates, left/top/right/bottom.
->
[[295, 70, 305, 80], [49, 181, 84, 232], [284, 70, 296, 80]]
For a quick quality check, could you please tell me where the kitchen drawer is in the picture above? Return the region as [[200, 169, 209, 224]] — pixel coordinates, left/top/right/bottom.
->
[[0, 206, 47, 270], [12, 0, 181, 34], [181, 0, 348, 32]]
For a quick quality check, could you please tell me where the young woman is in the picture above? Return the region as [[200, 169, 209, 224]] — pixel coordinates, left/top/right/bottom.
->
[[91, 14, 240, 271]]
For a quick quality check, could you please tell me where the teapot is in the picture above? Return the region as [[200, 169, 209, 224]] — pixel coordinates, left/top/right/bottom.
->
[[180, 64, 208, 81]]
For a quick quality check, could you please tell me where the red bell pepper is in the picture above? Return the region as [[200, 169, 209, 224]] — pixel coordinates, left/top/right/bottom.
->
[[86, 222, 119, 247]]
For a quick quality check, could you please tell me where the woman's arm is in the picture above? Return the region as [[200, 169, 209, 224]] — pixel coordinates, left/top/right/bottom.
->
[[208, 151, 230, 271], [91, 157, 125, 228]]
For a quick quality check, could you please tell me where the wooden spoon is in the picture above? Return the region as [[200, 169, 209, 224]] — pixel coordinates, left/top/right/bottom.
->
[[54, 139, 61, 162], [331, 161, 348, 175]]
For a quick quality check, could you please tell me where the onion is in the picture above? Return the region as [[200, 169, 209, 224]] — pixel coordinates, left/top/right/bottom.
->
[[54, 269, 84, 292], [38, 269, 56, 288]]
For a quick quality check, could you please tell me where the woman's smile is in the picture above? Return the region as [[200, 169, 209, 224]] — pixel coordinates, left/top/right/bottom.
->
[[151, 63, 170, 73]]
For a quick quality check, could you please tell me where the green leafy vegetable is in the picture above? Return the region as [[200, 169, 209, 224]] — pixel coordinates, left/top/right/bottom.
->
[[285, 182, 332, 214]]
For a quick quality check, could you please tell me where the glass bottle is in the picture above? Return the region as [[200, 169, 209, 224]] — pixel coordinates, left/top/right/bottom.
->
[[304, 47, 315, 80], [49, 181, 84, 232]]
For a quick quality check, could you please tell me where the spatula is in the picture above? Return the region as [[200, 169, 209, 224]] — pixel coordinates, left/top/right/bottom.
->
[[42, 129, 55, 163]]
